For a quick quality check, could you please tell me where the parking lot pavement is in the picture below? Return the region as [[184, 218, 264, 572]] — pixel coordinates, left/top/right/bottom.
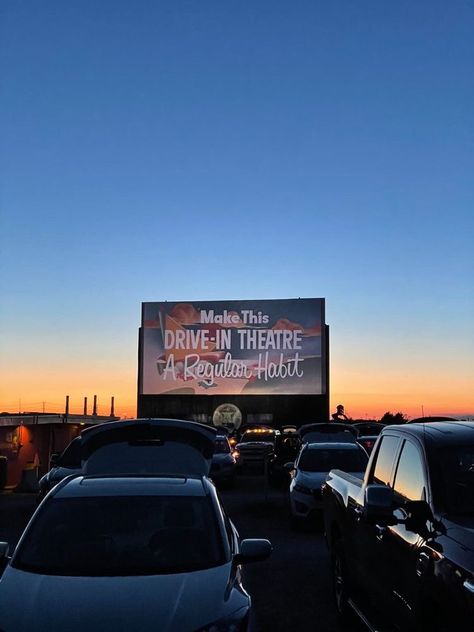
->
[[220, 475, 356, 632], [0, 480, 360, 632]]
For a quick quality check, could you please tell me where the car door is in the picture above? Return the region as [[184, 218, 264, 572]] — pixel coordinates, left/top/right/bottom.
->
[[380, 438, 429, 630], [350, 433, 403, 615]]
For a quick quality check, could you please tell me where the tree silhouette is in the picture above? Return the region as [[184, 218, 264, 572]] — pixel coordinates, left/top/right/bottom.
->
[[380, 411, 408, 425]]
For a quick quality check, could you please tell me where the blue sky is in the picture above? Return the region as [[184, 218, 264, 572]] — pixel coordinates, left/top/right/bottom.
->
[[1, 1, 473, 417]]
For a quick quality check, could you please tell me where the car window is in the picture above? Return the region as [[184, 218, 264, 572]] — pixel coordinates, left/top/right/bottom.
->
[[355, 424, 385, 436], [372, 435, 401, 486], [298, 448, 368, 472], [58, 437, 81, 467], [392, 440, 427, 501], [214, 439, 230, 454], [13, 495, 226, 576], [438, 445, 474, 515]]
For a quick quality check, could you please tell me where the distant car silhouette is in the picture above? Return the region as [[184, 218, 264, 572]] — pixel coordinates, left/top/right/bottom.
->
[[405, 416, 459, 424], [352, 422, 386, 454]]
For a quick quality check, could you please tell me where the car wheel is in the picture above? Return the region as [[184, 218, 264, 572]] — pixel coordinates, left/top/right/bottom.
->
[[332, 538, 351, 621]]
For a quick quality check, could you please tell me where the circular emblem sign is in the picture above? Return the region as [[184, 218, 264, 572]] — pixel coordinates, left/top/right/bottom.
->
[[212, 404, 242, 431]]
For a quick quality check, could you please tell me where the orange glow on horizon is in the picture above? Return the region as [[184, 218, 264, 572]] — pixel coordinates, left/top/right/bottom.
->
[[0, 387, 472, 422], [1, 365, 472, 421]]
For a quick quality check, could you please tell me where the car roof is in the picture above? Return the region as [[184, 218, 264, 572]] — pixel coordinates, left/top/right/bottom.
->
[[53, 475, 209, 498], [382, 421, 474, 447], [303, 441, 363, 451], [298, 423, 359, 441], [405, 416, 459, 424]]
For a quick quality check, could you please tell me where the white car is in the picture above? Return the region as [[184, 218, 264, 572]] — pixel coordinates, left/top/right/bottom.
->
[[288, 441, 368, 524], [0, 419, 272, 632]]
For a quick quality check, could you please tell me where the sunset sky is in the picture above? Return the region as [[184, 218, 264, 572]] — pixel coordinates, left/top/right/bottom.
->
[[1, 1, 473, 420]]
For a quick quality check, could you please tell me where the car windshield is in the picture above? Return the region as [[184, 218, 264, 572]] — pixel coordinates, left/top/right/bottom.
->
[[439, 445, 474, 515], [355, 424, 384, 436], [299, 448, 368, 473], [13, 495, 225, 576], [214, 439, 230, 454]]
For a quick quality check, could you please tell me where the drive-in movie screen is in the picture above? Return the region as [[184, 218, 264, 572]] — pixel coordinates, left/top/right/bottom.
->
[[140, 299, 325, 396]]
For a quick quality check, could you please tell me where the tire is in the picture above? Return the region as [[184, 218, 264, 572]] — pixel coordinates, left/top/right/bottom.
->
[[332, 538, 351, 622]]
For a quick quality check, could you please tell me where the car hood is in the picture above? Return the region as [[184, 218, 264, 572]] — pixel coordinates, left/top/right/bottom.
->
[[0, 563, 248, 632], [212, 453, 234, 464], [295, 471, 327, 489], [296, 470, 364, 489]]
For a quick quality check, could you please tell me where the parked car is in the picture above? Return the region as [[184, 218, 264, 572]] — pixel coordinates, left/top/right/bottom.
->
[[288, 440, 368, 526], [269, 431, 301, 486], [210, 433, 238, 487], [235, 427, 278, 472], [352, 422, 386, 454], [37, 435, 82, 502], [323, 421, 474, 632], [0, 419, 272, 632]]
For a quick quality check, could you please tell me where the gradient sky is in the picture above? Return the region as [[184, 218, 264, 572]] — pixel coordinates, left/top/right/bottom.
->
[[1, 0, 473, 420]]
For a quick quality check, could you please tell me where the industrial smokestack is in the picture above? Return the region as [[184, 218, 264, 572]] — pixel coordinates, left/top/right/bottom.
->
[[110, 396, 115, 417], [83, 397, 88, 416], [93, 395, 97, 416], [65, 395, 70, 416]]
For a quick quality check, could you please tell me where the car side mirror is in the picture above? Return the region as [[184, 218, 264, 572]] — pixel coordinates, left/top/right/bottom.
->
[[403, 500, 445, 537], [0, 542, 10, 572], [284, 462, 295, 471], [234, 539, 272, 565], [0, 542, 9, 560], [364, 484, 397, 526]]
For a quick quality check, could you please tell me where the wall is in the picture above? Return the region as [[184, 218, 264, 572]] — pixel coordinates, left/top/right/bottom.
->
[[138, 393, 329, 427], [0, 424, 82, 488]]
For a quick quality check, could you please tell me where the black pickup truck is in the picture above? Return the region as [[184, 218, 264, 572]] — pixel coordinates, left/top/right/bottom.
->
[[323, 421, 474, 632]]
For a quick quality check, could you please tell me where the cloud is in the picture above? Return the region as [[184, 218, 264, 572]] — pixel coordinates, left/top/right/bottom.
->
[[272, 318, 303, 331], [169, 303, 201, 324]]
